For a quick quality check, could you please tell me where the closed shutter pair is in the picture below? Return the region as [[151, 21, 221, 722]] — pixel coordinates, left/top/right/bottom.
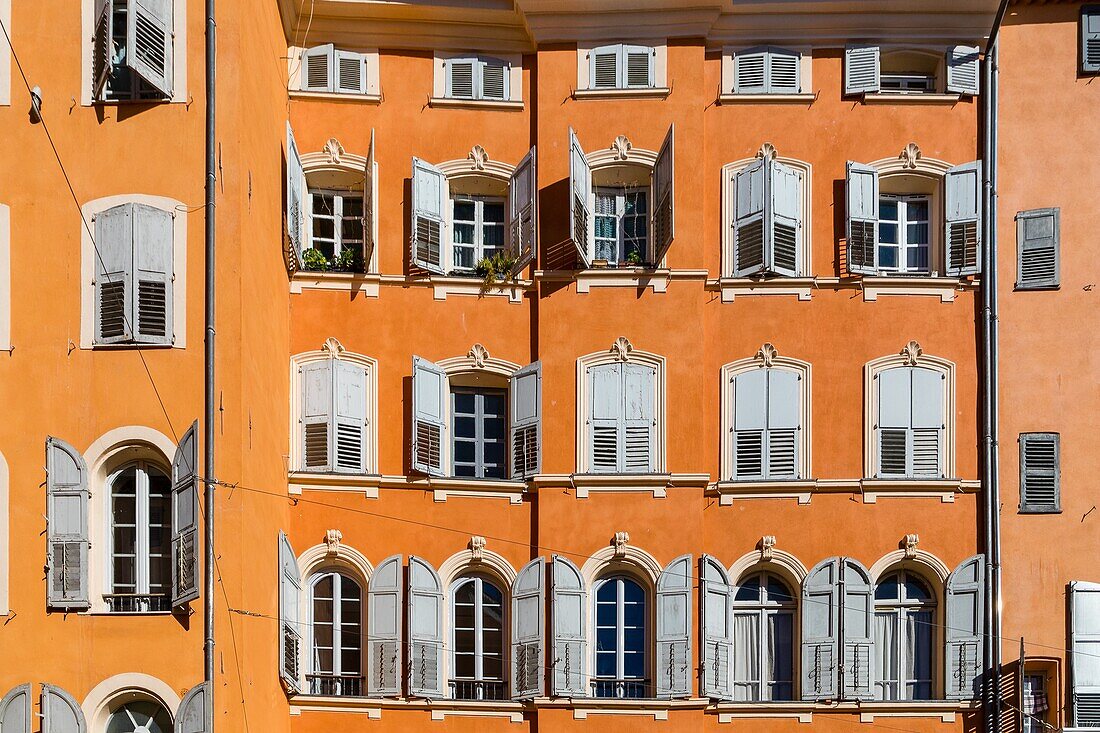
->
[[444, 57, 509, 100], [729, 367, 801, 480], [44, 424, 200, 611], [300, 44, 369, 95], [410, 147, 538, 277], [411, 357, 542, 479], [299, 358, 370, 474], [875, 366, 945, 479], [590, 44, 654, 89], [1070, 581, 1100, 726], [843, 45, 980, 96], [1019, 432, 1060, 513], [587, 361, 656, 474], [733, 47, 801, 94], [731, 156, 802, 277], [92, 0, 174, 100]]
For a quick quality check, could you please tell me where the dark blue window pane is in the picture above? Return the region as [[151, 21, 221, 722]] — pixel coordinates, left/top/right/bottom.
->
[[597, 581, 617, 602], [879, 200, 898, 221], [766, 576, 792, 604], [454, 441, 475, 463], [623, 652, 645, 678], [879, 246, 899, 269], [623, 601, 645, 628], [905, 576, 932, 602], [622, 579, 644, 603], [454, 416, 476, 439], [483, 442, 505, 466], [624, 628, 645, 652], [483, 418, 505, 440], [597, 602, 616, 627], [596, 627, 617, 652], [482, 394, 505, 415], [735, 577, 761, 602], [453, 392, 475, 414], [596, 652, 617, 676], [875, 574, 901, 600]]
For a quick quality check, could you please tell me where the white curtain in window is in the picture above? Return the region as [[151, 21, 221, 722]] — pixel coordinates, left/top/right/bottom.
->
[[732, 613, 760, 701], [875, 612, 899, 700], [906, 610, 933, 700]]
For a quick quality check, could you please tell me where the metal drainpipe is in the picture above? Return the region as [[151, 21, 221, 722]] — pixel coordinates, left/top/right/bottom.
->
[[203, 0, 217, 720]]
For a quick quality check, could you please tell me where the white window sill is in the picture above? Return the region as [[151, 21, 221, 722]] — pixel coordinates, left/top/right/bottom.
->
[[536, 268, 708, 294], [859, 275, 978, 302], [428, 96, 524, 111], [88, 342, 177, 350], [289, 90, 381, 104], [533, 473, 710, 499], [712, 478, 980, 505], [717, 93, 816, 104], [861, 92, 963, 104], [288, 471, 382, 498], [399, 476, 528, 505], [572, 87, 672, 100], [419, 274, 532, 302], [290, 271, 381, 297], [714, 700, 976, 723], [709, 276, 815, 303]]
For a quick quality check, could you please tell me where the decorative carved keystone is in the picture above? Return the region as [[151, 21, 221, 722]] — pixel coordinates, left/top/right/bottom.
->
[[756, 342, 779, 367], [323, 138, 345, 165], [324, 529, 343, 555], [900, 340, 923, 366], [611, 337, 633, 362], [756, 142, 778, 161], [467, 343, 490, 368], [469, 535, 487, 562], [759, 535, 777, 561], [903, 533, 920, 558], [468, 145, 489, 171], [899, 142, 922, 170], [612, 531, 630, 557], [611, 135, 633, 161]]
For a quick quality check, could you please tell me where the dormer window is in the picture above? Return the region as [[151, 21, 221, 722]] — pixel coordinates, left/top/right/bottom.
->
[[844, 45, 979, 97], [300, 44, 370, 95], [589, 44, 655, 90]]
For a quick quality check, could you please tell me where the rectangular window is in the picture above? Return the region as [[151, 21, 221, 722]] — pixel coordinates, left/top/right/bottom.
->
[[1015, 208, 1060, 290], [308, 190, 365, 270], [445, 57, 510, 100], [590, 44, 654, 90], [1019, 433, 1061, 513], [451, 196, 505, 271], [1022, 674, 1049, 733], [451, 388, 508, 479], [594, 188, 648, 265], [1083, 6, 1100, 73], [880, 73, 935, 93], [1071, 582, 1100, 727], [878, 195, 930, 274]]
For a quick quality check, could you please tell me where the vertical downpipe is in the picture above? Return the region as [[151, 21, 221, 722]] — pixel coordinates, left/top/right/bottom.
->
[[203, 0, 217, 720]]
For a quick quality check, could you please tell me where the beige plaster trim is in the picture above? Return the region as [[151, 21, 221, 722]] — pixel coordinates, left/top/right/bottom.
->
[[287, 472, 381, 498], [714, 480, 815, 504], [711, 477, 977, 505], [720, 45, 813, 97], [0, 204, 9, 350], [0, 450, 7, 615], [579, 543, 662, 587], [860, 276, 970, 302], [288, 46, 382, 97], [429, 276, 528, 303], [867, 549, 950, 585], [862, 93, 962, 105], [290, 90, 382, 104], [432, 51, 523, 103], [429, 97, 524, 110], [532, 472, 709, 499], [710, 277, 814, 303], [81, 673, 181, 730], [536, 269, 708, 294], [717, 93, 816, 104], [297, 542, 374, 587], [438, 548, 518, 589], [728, 549, 808, 586], [289, 272, 381, 297], [576, 41, 667, 91], [572, 87, 671, 100], [289, 700, 382, 718]]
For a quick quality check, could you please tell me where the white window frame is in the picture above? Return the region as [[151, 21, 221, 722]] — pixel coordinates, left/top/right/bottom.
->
[[105, 460, 172, 612], [878, 194, 932, 275], [878, 48, 945, 95], [593, 186, 649, 266], [731, 571, 797, 701], [450, 386, 509, 480], [432, 52, 522, 106], [449, 575, 507, 699], [307, 570, 364, 693], [298, 144, 380, 275], [449, 194, 507, 273], [873, 570, 937, 701], [576, 41, 668, 93], [288, 46, 381, 98], [306, 188, 366, 267], [592, 574, 649, 698]]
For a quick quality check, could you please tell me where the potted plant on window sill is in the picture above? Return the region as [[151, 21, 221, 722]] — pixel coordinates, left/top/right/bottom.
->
[[301, 248, 366, 275], [475, 251, 520, 294]]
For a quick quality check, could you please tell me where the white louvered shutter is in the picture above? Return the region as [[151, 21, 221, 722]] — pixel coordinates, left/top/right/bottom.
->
[[624, 45, 654, 88], [1072, 581, 1100, 726], [335, 50, 366, 94], [45, 438, 90, 610], [589, 363, 621, 473], [946, 46, 980, 96], [801, 558, 839, 700], [301, 44, 334, 92], [363, 129, 376, 270], [133, 203, 173, 345], [652, 124, 675, 265], [367, 555, 404, 697], [1019, 433, 1060, 512], [910, 367, 945, 478], [171, 420, 199, 607], [407, 556, 444, 698], [877, 367, 909, 478], [569, 128, 592, 267], [126, 0, 174, 97], [700, 556, 733, 700], [176, 682, 212, 733], [844, 45, 880, 94], [508, 146, 537, 275], [511, 558, 546, 699], [845, 161, 879, 275], [945, 161, 983, 276], [767, 369, 800, 479], [623, 363, 655, 473], [1015, 208, 1060, 289], [333, 360, 368, 474], [733, 159, 766, 277], [1084, 7, 1100, 73], [591, 45, 620, 88], [445, 58, 476, 98], [481, 58, 508, 100], [510, 361, 542, 479], [278, 531, 302, 693], [40, 685, 85, 733], [411, 356, 447, 476], [656, 554, 693, 699], [551, 555, 588, 696], [0, 685, 30, 733], [945, 555, 985, 700], [840, 558, 875, 701], [300, 361, 332, 472], [767, 159, 801, 276], [734, 48, 767, 93], [286, 123, 306, 267], [768, 48, 801, 93], [92, 0, 113, 101], [410, 158, 447, 274], [95, 204, 134, 344], [732, 369, 767, 479]]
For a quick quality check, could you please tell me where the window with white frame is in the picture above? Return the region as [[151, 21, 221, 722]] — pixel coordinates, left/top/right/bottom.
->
[[1070, 581, 1100, 727], [588, 44, 655, 89], [105, 699, 173, 733], [308, 188, 365, 271], [106, 461, 172, 613], [594, 187, 649, 265], [451, 575, 506, 700], [732, 572, 795, 701], [730, 46, 802, 94], [878, 195, 931, 274], [588, 362, 657, 474], [873, 570, 935, 701], [294, 347, 376, 475], [299, 44, 371, 95], [728, 367, 802, 480], [308, 571, 363, 696], [92, 0, 175, 102], [444, 56, 510, 100], [593, 575, 648, 698], [874, 365, 944, 479], [451, 196, 506, 271], [844, 46, 979, 97], [451, 387, 508, 479]]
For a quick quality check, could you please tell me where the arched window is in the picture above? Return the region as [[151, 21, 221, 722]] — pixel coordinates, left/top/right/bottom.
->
[[451, 575, 506, 700], [732, 572, 796, 701], [106, 462, 171, 613], [874, 570, 935, 700], [106, 700, 173, 733], [308, 571, 363, 696], [593, 575, 647, 698]]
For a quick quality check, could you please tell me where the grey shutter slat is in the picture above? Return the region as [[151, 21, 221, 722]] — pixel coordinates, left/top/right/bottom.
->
[[45, 438, 90, 610], [286, 123, 306, 266], [591, 45, 620, 88], [411, 356, 446, 476], [840, 558, 874, 701], [623, 363, 656, 473], [589, 363, 621, 474], [700, 556, 733, 700], [1071, 581, 1100, 726], [1083, 6, 1100, 73], [300, 360, 333, 472], [911, 367, 944, 478], [333, 360, 368, 474], [410, 158, 447, 274], [846, 161, 879, 275], [877, 367, 910, 478], [569, 128, 592, 267], [945, 555, 985, 700], [481, 58, 508, 99], [768, 158, 801, 277], [652, 124, 675, 265], [92, 0, 113, 100], [733, 159, 766, 277], [511, 557, 546, 700], [734, 48, 767, 94], [278, 531, 302, 693], [125, 0, 173, 97], [508, 146, 538, 276], [767, 368, 801, 479], [301, 44, 334, 92], [768, 48, 801, 93], [656, 554, 693, 699], [176, 682, 212, 733], [733, 368, 767, 480], [624, 44, 653, 88], [1015, 208, 1060, 289], [944, 160, 983, 277], [510, 361, 542, 479], [0, 684, 31, 733], [363, 129, 376, 270], [94, 204, 134, 344], [551, 555, 588, 696], [171, 420, 200, 607], [132, 203, 173, 345], [445, 58, 476, 98], [946, 45, 980, 96], [407, 556, 444, 698], [801, 558, 839, 700], [367, 554, 403, 697], [334, 50, 366, 94], [40, 685, 86, 733], [1020, 432, 1061, 512], [844, 45, 880, 94]]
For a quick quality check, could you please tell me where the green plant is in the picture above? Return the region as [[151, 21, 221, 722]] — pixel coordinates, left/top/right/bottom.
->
[[475, 250, 520, 293], [301, 248, 330, 271], [625, 250, 642, 266], [334, 247, 362, 272]]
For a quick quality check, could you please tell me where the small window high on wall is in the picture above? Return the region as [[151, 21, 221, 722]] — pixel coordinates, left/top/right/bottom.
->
[[844, 45, 979, 97], [92, 0, 176, 102]]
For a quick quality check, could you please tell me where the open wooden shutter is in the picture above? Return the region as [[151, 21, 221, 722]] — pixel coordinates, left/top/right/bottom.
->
[[945, 555, 985, 700], [588, 363, 621, 474], [767, 159, 801, 276], [0, 684, 31, 733], [840, 558, 874, 701], [624, 45, 654, 87], [411, 356, 446, 476], [652, 124, 675, 265], [734, 48, 767, 93], [176, 682, 212, 733], [1084, 6, 1100, 73], [768, 48, 801, 93], [801, 558, 839, 700], [910, 367, 945, 478], [301, 44, 334, 92], [733, 368, 767, 480], [335, 50, 367, 94], [844, 45, 879, 94], [510, 361, 541, 479], [1020, 433, 1061, 512], [700, 555, 733, 700], [40, 685, 85, 733], [733, 159, 766, 277], [45, 438, 90, 610], [92, 0, 113, 100], [551, 555, 588, 696], [407, 556, 444, 698], [286, 123, 306, 267], [946, 46, 980, 96], [445, 58, 476, 98], [877, 367, 910, 478], [623, 363, 656, 473], [133, 203, 173, 345], [171, 420, 199, 607], [656, 554, 693, 699], [508, 146, 537, 276], [1015, 208, 1060, 289], [511, 558, 546, 700], [367, 554, 404, 697], [94, 204, 134, 344], [846, 162, 878, 275], [945, 161, 983, 277], [126, 0, 173, 97], [362, 129, 376, 270], [300, 361, 332, 472], [333, 360, 368, 474], [278, 531, 302, 693], [590, 45, 621, 88], [568, 128, 592, 267], [767, 369, 801, 479], [410, 158, 447, 274], [1072, 581, 1100, 725]]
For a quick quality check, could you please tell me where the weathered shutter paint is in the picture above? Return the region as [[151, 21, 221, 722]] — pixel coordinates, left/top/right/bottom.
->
[[0, 684, 31, 733], [286, 123, 306, 264], [946, 46, 980, 95], [590, 45, 621, 88], [1015, 208, 1060, 289], [40, 685, 86, 733], [840, 558, 875, 701], [733, 159, 766, 277], [126, 0, 174, 96], [767, 368, 801, 478], [568, 128, 592, 267], [407, 556, 444, 698], [277, 531, 302, 693], [92, 0, 113, 100], [801, 558, 839, 700], [768, 47, 801, 93], [733, 368, 767, 480], [411, 356, 447, 476], [511, 558, 546, 699], [367, 554, 404, 697], [132, 203, 174, 344], [623, 363, 656, 473], [94, 204, 134, 344], [846, 161, 879, 275], [651, 124, 675, 265], [171, 420, 200, 607], [176, 682, 212, 733], [45, 438, 90, 610], [877, 367, 910, 478], [844, 45, 880, 94], [410, 158, 447, 274], [656, 554, 693, 699], [1019, 432, 1061, 512], [700, 555, 734, 700], [768, 159, 801, 276], [945, 555, 985, 700], [1082, 6, 1100, 73], [508, 146, 538, 275], [510, 361, 542, 479], [445, 58, 476, 98], [300, 360, 333, 472], [481, 58, 509, 99], [551, 555, 588, 696], [333, 360, 368, 474], [589, 363, 621, 474], [334, 50, 366, 94], [1072, 581, 1100, 725], [301, 44, 334, 92], [944, 160, 983, 276], [910, 367, 945, 478], [734, 48, 768, 93], [362, 129, 376, 270], [624, 45, 654, 87]]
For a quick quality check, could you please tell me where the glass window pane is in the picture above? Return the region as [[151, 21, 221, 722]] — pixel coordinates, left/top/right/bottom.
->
[[622, 579, 645, 604], [454, 652, 476, 678], [735, 577, 762, 603], [342, 196, 363, 218], [453, 392, 476, 415], [483, 653, 503, 680], [766, 575, 793, 605], [879, 199, 898, 221], [453, 201, 476, 221], [596, 651, 616, 676], [879, 223, 898, 244], [313, 194, 335, 215], [597, 601, 616, 627], [454, 416, 476, 439], [906, 199, 928, 221], [453, 223, 475, 245], [768, 613, 794, 696], [875, 574, 900, 601], [482, 201, 505, 223], [596, 627, 617, 652], [878, 245, 899, 269]]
